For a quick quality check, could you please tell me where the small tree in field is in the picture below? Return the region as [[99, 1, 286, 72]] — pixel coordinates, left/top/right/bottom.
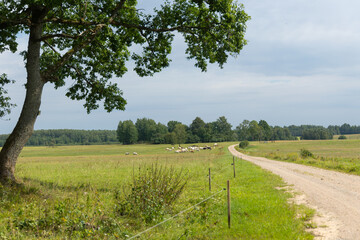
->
[[0, 1, 249, 184]]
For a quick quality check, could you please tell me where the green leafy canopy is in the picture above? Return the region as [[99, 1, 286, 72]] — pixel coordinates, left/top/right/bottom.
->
[[0, 0, 250, 114]]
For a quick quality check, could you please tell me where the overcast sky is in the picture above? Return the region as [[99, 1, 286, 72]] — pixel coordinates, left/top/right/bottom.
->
[[1, 0, 360, 134]]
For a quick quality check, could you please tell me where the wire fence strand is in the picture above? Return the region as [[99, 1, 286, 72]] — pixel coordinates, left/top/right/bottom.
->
[[127, 155, 240, 239], [127, 188, 225, 240]]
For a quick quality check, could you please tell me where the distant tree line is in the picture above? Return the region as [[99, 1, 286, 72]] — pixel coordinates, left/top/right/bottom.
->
[[0, 129, 118, 147], [237, 122, 360, 141], [287, 123, 360, 136], [118, 119, 360, 144], [117, 116, 235, 145], [286, 125, 333, 140], [1, 121, 358, 147]]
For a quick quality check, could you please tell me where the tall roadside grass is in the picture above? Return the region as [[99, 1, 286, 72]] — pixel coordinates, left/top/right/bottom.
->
[[238, 139, 360, 175], [0, 143, 314, 239]]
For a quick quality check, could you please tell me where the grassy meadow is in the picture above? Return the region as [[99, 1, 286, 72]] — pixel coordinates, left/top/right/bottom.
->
[[0, 143, 314, 239], [239, 137, 360, 174]]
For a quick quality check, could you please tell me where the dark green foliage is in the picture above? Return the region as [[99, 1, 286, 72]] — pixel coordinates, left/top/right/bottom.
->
[[239, 140, 249, 149], [186, 132, 201, 143], [117, 120, 138, 144], [0, 74, 15, 118], [301, 128, 333, 140], [115, 164, 188, 224], [248, 120, 261, 141], [287, 124, 360, 137], [328, 125, 341, 135], [135, 118, 157, 142], [271, 126, 293, 140], [338, 123, 360, 134], [173, 123, 188, 144], [190, 117, 206, 142], [235, 120, 250, 141], [210, 116, 234, 142], [258, 120, 272, 141], [234, 120, 360, 142], [235, 120, 294, 141], [0, 129, 118, 147], [167, 121, 182, 133], [150, 123, 168, 144], [338, 135, 347, 140], [299, 149, 314, 159]]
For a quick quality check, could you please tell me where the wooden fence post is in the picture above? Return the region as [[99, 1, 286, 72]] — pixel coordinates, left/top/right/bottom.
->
[[227, 180, 231, 228]]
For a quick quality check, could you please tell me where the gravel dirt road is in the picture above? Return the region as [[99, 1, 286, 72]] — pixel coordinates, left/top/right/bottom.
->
[[228, 145, 360, 240]]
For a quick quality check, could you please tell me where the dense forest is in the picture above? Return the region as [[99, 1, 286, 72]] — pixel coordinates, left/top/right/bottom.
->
[[0, 129, 118, 147], [116, 117, 360, 145], [0, 120, 359, 147]]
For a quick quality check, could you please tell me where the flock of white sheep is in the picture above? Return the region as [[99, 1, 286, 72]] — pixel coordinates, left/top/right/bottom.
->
[[124, 143, 219, 155], [166, 143, 218, 153]]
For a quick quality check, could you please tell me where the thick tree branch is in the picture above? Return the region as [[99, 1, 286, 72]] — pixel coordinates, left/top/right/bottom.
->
[[41, 29, 96, 82], [44, 17, 210, 33], [109, 0, 127, 21], [0, 18, 31, 28], [43, 17, 98, 26], [43, 40, 60, 55], [39, 33, 77, 41], [112, 21, 210, 33], [41, 1, 127, 83]]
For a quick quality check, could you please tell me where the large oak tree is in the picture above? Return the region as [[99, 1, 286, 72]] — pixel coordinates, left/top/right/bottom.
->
[[0, 0, 249, 184]]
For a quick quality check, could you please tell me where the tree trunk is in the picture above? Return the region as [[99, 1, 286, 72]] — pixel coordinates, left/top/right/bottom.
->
[[0, 8, 45, 184]]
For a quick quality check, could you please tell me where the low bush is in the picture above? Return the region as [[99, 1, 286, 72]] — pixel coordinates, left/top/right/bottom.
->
[[115, 164, 188, 224], [338, 135, 347, 140], [239, 140, 249, 149], [286, 153, 299, 162], [299, 148, 314, 159]]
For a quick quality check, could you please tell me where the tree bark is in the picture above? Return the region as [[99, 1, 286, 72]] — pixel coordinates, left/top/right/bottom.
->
[[0, 7, 46, 184]]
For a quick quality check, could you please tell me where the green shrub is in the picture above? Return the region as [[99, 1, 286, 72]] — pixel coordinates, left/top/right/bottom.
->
[[239, 140, 249, 149], [286, 153, 299, 161], [338, 135, 347, 140], [115, 164, 188, 223], [299, 148, 314, 159]]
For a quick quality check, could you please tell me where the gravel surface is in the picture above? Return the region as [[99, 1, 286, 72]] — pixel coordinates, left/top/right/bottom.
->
[[228, 145, 360, 240]]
